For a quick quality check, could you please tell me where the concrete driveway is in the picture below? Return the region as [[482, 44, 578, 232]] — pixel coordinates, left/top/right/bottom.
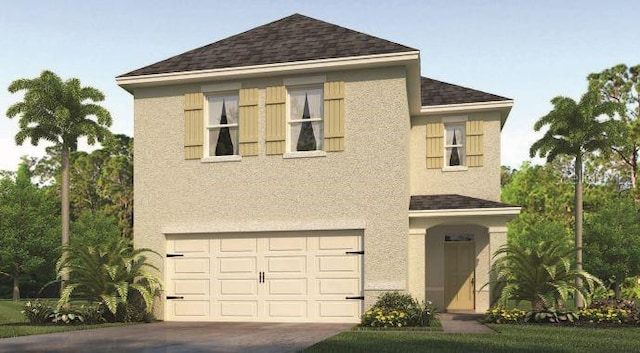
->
[[0, 322, 352, 353]]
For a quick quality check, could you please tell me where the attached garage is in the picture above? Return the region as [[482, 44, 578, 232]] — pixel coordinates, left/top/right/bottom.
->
[[165, 230, 363, 323]]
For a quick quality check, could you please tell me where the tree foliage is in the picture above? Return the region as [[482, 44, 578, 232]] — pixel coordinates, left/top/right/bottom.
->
[[584, 195, 640, 298], [588, 64, 640, 189], [0, 163, 59, 300]]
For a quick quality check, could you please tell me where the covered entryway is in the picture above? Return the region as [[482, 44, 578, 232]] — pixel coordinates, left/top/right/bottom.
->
[[165, 231, 363, 323], [407, 194, 521, 313], [444, 236, 475, 310]]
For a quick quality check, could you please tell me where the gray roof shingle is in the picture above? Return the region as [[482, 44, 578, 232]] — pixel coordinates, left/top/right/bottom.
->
[[410, 194, 517, 211], [421, 77, 511, 106], [119, 13, 416, 78]]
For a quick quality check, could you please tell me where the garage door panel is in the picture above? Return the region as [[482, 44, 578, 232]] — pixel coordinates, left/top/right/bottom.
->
[[172, 238, 210, 254], [267, 256, 306, 273], [268, 279, 307, 295], [267, 301, 307, 317], [173, 279, 209, 295], [219, 238, 257, 252], [219, 301, 258, 318], [318, 236, 360, 251], [317, 255, 358, 273], [219, 279, 258, 295], [318, 278, 360, 295], [171, 300, 209, 318], [268, 237, 307, 251], [219, 257, 256, 274], [173, 258, 210, 274]]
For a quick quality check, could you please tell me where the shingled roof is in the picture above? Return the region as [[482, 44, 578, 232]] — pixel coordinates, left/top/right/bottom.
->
[[410, 194, 516, 211], [119, 14, 416, 78], [421, 77, 511, 106]]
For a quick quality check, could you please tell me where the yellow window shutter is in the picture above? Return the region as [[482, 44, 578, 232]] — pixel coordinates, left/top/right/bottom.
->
[[426, 122, 444, 169], [184, 93, 204, 160], [323, 81, 345, 152], [238, 88, 259, 156], [265, 86, 286, 155], [466, 120, 483, 167]]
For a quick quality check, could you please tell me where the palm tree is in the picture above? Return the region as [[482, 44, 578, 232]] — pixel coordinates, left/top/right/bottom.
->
[[529, 89, 618, 307], [491, 240, 601, 310], [6, 70, 112, 292]]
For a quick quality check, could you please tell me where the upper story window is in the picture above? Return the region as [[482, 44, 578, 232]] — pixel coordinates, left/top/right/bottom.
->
[[444, 124, 464, 167], [288, 86, 323, 152], [206, 93, 239, 157]]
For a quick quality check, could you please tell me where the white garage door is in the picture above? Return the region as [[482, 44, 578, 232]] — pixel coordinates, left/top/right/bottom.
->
[[165, 231, 363, 323]]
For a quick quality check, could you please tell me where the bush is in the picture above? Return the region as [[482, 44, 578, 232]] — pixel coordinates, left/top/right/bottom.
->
[[578, 307, 629, 324], [50, 309, 84, 325], [21, 300, 54, 324], [77, 303, 106, 324], [525, 308, 578, 324], [484, 308, 527, 324], [360, 292, 437, 328]]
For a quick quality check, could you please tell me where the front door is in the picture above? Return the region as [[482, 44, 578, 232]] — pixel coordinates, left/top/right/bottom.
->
[[444, 239, 475, 311]]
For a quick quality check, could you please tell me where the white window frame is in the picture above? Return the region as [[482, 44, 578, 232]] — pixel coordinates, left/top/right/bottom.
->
[[284, 83, 327, 159], [442, 116, 468, 171], [202, 89, 241, 163]]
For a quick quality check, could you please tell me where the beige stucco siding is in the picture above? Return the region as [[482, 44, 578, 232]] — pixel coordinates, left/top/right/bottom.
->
[[133, 66, 411, 317], [410, 112, 502, 201]]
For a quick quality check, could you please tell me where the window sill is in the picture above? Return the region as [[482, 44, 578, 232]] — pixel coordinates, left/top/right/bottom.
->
[[201, 155, 242, 163], [442, 166, 468, 172], [283, 151, 327, 159]]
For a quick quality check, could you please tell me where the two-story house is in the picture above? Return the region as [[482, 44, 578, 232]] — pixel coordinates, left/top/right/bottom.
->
[[116, 13, 519, 323]]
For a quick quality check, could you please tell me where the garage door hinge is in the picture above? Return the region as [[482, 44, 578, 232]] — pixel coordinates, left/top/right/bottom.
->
[[166, 253, 184, 257], [345, 296, 364, 300], [166, 296, 184, 300], [345, 251, 364, 255]]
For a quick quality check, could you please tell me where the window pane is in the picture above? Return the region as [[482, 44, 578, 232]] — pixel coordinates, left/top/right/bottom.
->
[[290, 121, 323, 151], [209, 126, 238, 156], [446, 126, 463, 145], [289, 87, 323, 151], [208, 95, 239, 125]]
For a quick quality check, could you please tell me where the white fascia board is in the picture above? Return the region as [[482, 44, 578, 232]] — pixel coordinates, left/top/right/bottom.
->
[[418, 100, 514, 115], [409, 207, 521, 218], [116, 51, 420, 92]]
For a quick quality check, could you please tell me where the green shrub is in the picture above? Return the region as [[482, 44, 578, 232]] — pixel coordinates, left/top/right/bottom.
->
[[76, 303, 106, 324], [56, 237, 162, 322], [525, 308, 578, 324], [360, 292, 437, 328], [21, 299, 54, 324], [50, 309, 84, 325], [484, 308, 527, 324]]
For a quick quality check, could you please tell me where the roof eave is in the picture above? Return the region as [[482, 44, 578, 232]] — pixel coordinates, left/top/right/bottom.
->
[[417, 100, 514, 128], [116, 51, 420, 94], [409, 207, 521, 218]]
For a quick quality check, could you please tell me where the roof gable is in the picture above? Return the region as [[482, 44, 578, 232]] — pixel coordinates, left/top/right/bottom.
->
[[421, 77, 511, 106], [120, 14, 416, 78]]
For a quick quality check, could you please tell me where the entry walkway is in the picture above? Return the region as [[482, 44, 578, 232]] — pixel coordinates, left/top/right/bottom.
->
[[439, 313, 495, 333]]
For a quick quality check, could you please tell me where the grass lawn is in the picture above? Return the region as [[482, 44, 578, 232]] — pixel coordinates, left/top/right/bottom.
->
[[304, 324, 640, 352], [0, 299, 126, 339]]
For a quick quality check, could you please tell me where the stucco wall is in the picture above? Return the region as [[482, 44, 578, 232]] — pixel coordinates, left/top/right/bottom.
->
[[410, 112, 502, 201], [132, 66, 411, 318]]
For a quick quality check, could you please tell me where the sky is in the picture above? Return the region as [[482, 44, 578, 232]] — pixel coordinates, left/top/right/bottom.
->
[[0, 0, 638, 171]]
